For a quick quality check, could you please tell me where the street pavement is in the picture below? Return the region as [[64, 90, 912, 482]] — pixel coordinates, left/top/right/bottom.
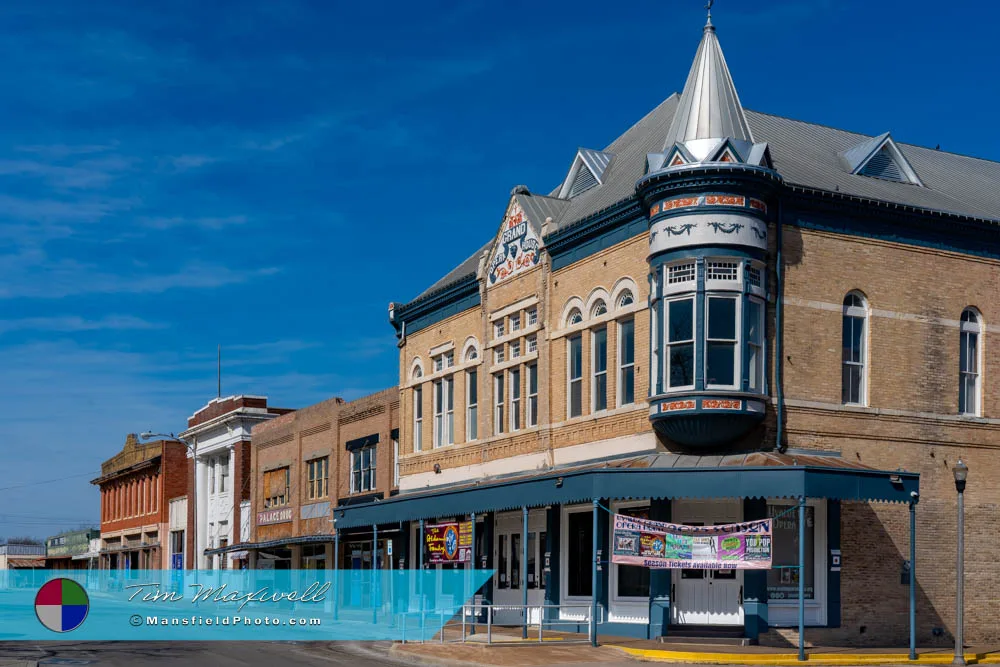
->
[[0, 640, 413, 667]]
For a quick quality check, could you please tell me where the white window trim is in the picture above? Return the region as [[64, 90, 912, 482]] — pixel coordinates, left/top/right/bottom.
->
[[494, 373, 505, 436], [567, 334, 584, 419], [665, 295, 696, 392], [560, 504, 598, 607], [509, 367, 521, 432], [705, 292, 742, 390], [413, 385, 423, 452], [527, 363, 539, 427], [960, 309, 982, 417], [766, 498, 828, 627], [748, 296, 766, 394], [592, 325, 608, 413], [842, 294, 869, 406], [617, 317, 636, 407], [393, 439, 400, 487], [466, 369, 479, 441], [609, 500, 652, 605]]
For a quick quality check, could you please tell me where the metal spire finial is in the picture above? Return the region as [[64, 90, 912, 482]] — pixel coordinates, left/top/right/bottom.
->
[[705, 0, 714, 28]]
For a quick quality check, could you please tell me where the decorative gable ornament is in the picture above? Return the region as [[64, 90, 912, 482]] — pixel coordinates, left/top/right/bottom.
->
[[840, 132, 923, 186], [487, 199, 543, 285], [557, 148, 614, 199]]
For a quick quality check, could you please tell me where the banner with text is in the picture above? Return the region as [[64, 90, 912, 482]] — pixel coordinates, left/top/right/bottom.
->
[[425, 521, 472, 564], [611, 514, 772, 569]]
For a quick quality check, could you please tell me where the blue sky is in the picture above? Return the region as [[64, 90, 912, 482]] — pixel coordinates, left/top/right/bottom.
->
[[1, 0, 996, 539]]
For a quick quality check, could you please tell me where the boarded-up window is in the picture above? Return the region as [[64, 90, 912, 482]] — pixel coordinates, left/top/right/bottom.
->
[[263, 467, 290, 508]]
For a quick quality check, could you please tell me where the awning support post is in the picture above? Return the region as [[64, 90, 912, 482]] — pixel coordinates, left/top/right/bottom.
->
[[470, 512, 476, 635], [333, 529, 339, 622], [373, 523, 379, 624], [591, 498, 599, 647], [798, 496, 806, 662], [910, 499, 917, 661], [419, 518, 425, 639], [522, 506, 529, 639]]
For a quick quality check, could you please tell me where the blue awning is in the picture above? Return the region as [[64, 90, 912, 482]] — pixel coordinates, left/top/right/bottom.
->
[[332, 451, 918, 529]]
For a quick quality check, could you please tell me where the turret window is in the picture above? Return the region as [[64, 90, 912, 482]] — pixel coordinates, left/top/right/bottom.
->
[[668, 263, 696, 285], [706, 296, 739, 388], [667, 298, 696, 389]]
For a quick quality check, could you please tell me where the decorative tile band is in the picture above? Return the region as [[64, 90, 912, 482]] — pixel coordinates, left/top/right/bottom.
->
[[650, 194, 768, 217]]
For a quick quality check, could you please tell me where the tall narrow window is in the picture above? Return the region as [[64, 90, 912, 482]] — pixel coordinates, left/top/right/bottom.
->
[[494, 373, 505, 435], [527, 363, 539, 426], [510, 367, 521, 431], [351, 445, 377, 493], [413, 385, 423, 451], [307, 457, 328, 500], [433, 377, 454, 447], [568, 334, 583, 417], [466, 369, 478, 440], [747, 298, 765, 392], [960, 308, 981, 416], [618, 318, 635, 406], [842, 293, 867, 405], [219, 455, 229, 493], [667, 298, 695, 389], [393, 439, 400, 487], [706, 295, 738, 387], [593, 326, 608, 411]]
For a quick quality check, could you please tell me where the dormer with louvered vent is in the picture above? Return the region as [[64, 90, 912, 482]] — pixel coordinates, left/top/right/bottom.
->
[[558, 148, 614, 199], [840, 132, 923, 186]]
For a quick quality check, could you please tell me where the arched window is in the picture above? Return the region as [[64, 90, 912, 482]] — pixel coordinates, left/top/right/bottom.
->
[[567, 308, 583, 326], [959, 308, 982, 416], [591, 300, 607, 318], [618, 290, 635, 308], [842, 293, 868, 405]]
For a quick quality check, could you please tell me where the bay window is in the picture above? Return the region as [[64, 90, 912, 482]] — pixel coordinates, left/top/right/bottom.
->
[[667, 298, 695, 389], [747, 298, 765, 392], [706, 295, 738, 387]]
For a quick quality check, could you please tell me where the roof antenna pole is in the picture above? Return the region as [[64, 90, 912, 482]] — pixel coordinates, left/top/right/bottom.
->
[[217, 344, 221, 399]]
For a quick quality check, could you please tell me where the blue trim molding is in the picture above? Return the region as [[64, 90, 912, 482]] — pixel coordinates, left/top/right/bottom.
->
[[392, 275, 480, 336]]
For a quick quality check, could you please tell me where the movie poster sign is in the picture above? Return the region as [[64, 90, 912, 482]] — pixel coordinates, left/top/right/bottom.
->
[[425, 521, 473, 564], [611, 514, 772, 570]]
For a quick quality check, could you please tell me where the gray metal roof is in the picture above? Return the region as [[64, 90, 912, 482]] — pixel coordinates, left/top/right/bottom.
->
[[663, 22, 753, 149], [407, 93, 1000, 305]]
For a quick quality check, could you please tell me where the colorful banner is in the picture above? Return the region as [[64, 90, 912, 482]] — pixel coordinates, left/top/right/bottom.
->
[[425, 521, 472, 564], [611, 514, 772, 570]]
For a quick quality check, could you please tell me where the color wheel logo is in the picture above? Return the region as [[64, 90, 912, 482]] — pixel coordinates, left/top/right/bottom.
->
[[35, 578, 89, 633]]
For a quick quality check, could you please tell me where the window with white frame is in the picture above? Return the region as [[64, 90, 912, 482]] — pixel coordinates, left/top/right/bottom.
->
[[842, 293, 867, 405], [706, 260, 739, 282], [209, 458, 216, 494], [351, 444, 376, 493], [706, 295, 739, 387], [593, 326, 608, 411], [568, 334, 583, 417], [494, 320, 505, 338], [413, 385, 423, 451], [511, 314, 521, 332], [465, 346, 478, 362], [528, 363, 538, 426], [510, 367, 521, 431], [667, 297, 695, 389], [494, 373, 505, 435], [511, 340, 521, 359], [219, 454, 229, 493], [592, 300, 607, 318], [527, 334, 537, 354], [495, 346, 505, 364], [527, 308, 538, 326], [618, 290, 635, 308], [667, 263, 696, 285], [567, 308, 583, 326], [747, 298, 765, 392], [618, 318, 635, 406], [960, 308, 981, 416], [467, 369, 478, 440], [433, 376, 454, 447]]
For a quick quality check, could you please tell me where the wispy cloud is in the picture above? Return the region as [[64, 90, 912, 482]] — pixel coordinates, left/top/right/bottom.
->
[[0, 315, 164, 335], [140, 214, 248, 230]]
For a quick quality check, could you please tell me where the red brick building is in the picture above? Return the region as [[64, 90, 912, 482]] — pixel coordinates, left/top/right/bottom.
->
[[92, 434, 188, 569]]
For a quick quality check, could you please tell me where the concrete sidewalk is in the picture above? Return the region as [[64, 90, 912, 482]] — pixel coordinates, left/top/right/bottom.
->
[[393, 636, 1000, 666]]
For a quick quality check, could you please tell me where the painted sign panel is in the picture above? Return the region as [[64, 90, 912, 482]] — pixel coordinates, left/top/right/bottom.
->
[[425, 521, 472, 564], [488, 200, 541, 285], [257, 507, 293, 526], [611, 514, 772, 570]]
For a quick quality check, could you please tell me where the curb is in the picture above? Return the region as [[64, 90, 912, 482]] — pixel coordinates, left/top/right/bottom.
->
[[608, 646, 1000, 666]]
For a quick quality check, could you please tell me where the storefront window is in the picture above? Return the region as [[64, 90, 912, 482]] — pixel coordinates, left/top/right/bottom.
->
[[767, 504, 815, 600], [616, 506, 650, 598]]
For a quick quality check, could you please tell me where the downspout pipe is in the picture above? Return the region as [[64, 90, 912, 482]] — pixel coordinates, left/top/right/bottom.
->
[[775, 199, 786, 452]]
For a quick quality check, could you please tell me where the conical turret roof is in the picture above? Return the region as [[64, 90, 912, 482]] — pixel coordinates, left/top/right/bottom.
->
[[663, 19, 753, 149]]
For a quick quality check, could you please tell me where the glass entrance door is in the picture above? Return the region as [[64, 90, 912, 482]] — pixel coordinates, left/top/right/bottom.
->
[[493, 511, 545, 625]]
